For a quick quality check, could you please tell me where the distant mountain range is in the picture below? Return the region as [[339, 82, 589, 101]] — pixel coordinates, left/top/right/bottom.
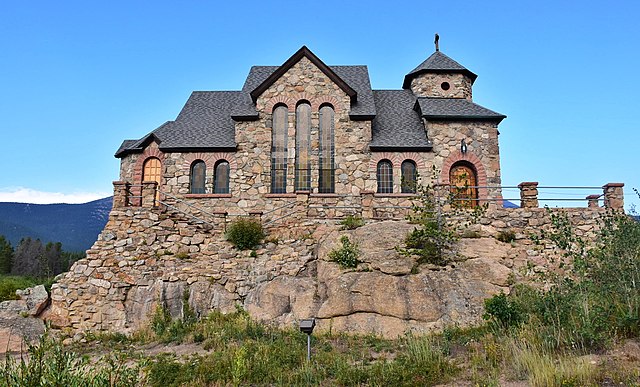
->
[[0, 197, 112, 252]]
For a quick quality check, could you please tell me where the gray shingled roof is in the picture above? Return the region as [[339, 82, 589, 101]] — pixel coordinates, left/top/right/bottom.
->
[[116, 48, 504, 157], [332, 66, 376, 119], [114, 139, 140, 157], [115, 92, 240, 157], [242, 66, 278, 92], [370, 90, 432, 150], [403, 51, 477, 89], [415, 97, 506, 122]]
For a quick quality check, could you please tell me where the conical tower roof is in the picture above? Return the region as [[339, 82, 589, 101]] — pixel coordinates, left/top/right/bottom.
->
[[403, 51, 477, 89]]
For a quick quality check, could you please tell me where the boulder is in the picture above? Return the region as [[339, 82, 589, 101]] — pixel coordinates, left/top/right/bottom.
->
[[16, 285, 50, 317], [0, 289, 46, 353]]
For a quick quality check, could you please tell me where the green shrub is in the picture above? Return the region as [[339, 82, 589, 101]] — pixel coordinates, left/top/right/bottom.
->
[[339, 215, 365, 230], [328, 236, 360, 269], [483, 292, 525, 330], [496, 229, 516, 243], [226, 218, 265, 250]]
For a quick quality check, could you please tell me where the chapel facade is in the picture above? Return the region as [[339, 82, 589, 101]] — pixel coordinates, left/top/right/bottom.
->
[[114, 44, 506, 219]]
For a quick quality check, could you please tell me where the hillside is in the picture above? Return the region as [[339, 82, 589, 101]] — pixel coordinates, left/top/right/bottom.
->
[[0, 197, 112, 252]]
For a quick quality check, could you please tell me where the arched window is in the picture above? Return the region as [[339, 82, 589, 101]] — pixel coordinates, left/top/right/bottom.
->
[[295, 101, 311, 191], [271, 105, 288, 194], [401, 160, 417, 193], [142, 157, 162, 202], [214, 160, 230, 194], [319, 104, 335, 193], [190, 160, 206, 194], [377, 160, 393, 194], [449, 162, 478, 208]]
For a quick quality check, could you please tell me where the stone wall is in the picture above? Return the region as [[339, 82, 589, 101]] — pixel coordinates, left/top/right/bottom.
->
[[48, 197, 618, 337]]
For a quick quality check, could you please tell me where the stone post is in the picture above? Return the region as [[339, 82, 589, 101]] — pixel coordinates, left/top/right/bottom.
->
[[361, 191, 374, 219], [586, 194, 601, 208], [518, 182, 539, 208], [112, 181, 130, 208], [141, 181, 158, 208], [603, 183, 624, 210]]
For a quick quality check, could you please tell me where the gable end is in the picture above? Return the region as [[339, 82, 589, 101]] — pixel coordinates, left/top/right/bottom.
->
[[249, 46, 357, 103]]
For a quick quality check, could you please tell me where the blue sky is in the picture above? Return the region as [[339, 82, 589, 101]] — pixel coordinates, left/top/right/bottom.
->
[[1, 1, 638, 210]]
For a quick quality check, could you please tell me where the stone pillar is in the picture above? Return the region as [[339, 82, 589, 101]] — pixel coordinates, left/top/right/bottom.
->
[[112, 181, 130, 208], [361, 191, 374, 219], [603, 183, 624, 210], [586, 194, 601, 208], [141, 181, 158, 208], [518, 182, 539, 208]]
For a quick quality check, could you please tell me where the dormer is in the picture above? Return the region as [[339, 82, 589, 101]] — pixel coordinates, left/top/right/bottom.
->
[[402, 42, 477, 100]]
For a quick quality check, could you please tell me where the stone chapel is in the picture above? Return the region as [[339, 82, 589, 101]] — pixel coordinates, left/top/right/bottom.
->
[[114, 44, 506, 218]]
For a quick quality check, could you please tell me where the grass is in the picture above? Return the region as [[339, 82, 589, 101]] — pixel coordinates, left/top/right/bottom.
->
[[2, 306, 639, 386], [0, 275, 49, 302]]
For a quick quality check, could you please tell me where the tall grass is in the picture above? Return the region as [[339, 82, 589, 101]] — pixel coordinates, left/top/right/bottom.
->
[[0, 332, 140, 386]]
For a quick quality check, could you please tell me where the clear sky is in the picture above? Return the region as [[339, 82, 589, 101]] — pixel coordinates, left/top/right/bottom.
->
[[1, 1, 638, 210]]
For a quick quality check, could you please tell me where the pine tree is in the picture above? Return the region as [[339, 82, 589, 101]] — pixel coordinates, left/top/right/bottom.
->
[[12, 238, 44, 277], [0, 235, 13, 274]]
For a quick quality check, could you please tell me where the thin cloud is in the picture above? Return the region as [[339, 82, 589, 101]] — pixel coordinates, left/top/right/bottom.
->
[[0, 187, 110, 204]]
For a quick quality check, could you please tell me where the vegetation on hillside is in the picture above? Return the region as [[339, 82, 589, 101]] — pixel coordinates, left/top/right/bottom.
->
[[0, 234, 85, 302]]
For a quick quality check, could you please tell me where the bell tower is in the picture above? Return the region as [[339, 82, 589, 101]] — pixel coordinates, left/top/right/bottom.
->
[[402, 34, 476, 100]]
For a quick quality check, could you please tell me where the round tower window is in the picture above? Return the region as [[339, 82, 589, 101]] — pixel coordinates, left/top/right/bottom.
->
[[441, 82, 450, 91]]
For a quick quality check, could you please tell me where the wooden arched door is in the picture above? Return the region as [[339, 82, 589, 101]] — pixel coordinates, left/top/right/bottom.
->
[[449, 163, 478, 208], [143, 157, 162, 202]]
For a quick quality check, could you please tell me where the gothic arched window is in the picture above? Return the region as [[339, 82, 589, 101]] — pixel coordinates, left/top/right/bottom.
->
[[214, 160, 230, 194], [271, 105, 288, 193], [295, 101, 311, 191], [401, 160, 417, 193], [319, 104, 335, 193], [377, 160, 393, 194], [190, 160, 206, 194]]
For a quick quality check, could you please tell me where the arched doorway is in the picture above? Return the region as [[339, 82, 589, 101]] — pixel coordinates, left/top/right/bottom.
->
[[449, 162, 478, 208], [143, 157, 162, 202]]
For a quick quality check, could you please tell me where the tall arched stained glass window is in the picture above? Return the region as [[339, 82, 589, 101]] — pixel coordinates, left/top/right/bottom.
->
[[271, 105, 288, 194], [319, 104, 335, 193], [401, 160, 417, 193], [377, 160, 393, 194], [190, 160, 206, 194], [214, 160, 230, 194], [295, 101, 311, 191]]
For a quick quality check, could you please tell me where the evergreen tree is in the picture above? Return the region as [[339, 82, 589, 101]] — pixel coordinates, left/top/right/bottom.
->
[[0, 235, 13, 274], [12, 238, 44, 277]]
